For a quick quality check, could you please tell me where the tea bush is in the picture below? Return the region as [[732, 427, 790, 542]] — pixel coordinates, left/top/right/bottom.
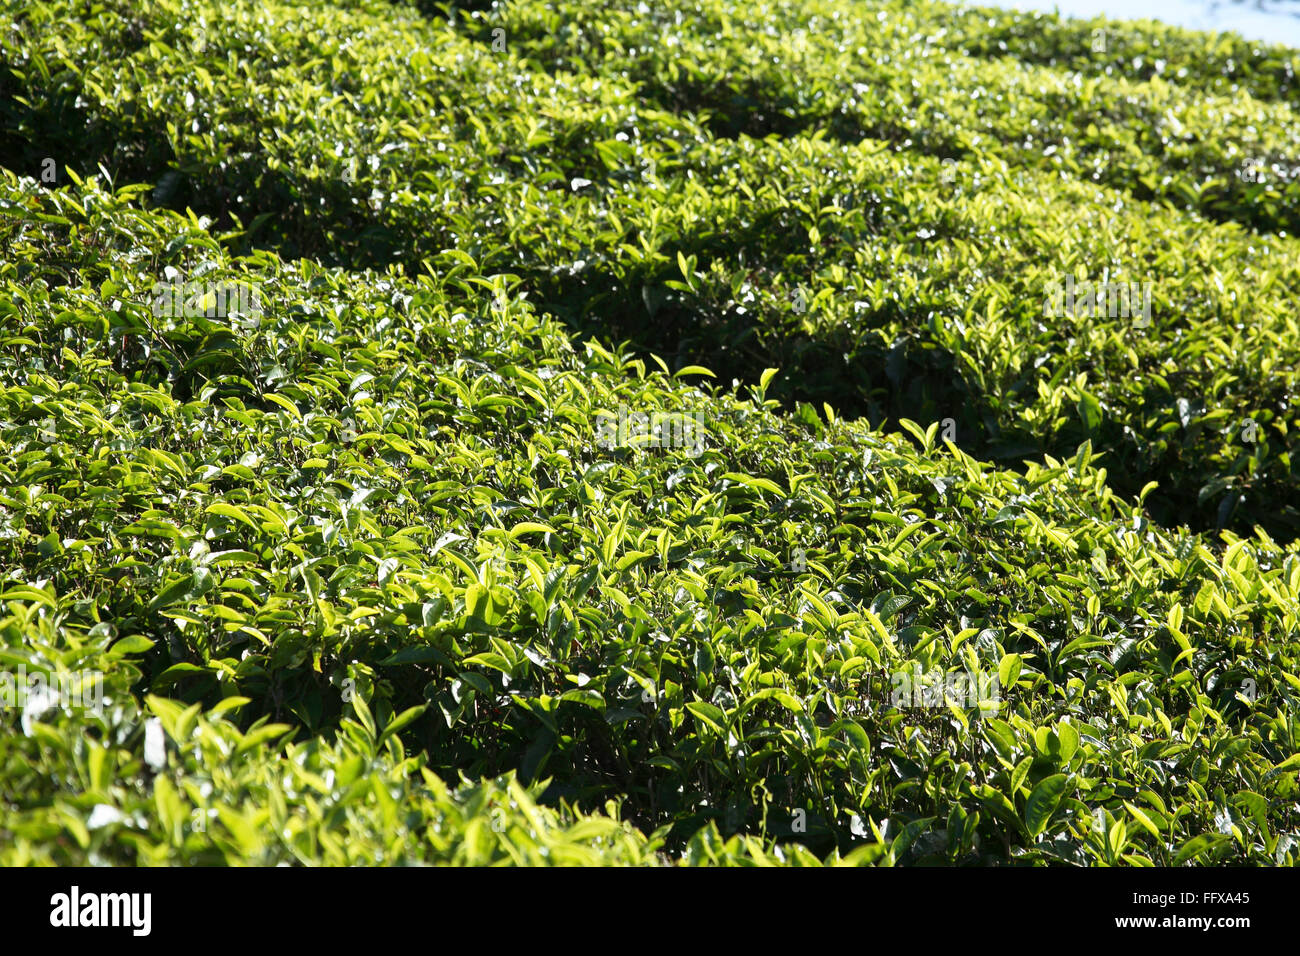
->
[[1, 0, 1298, 865]]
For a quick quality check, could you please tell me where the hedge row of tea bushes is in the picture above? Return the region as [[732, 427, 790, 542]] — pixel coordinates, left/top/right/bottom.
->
[[1, 0, 1299, 864], [930, 3, 1300, 102], [2, 174, 1298, 864], [495, 131, 1300, 538], [499, 0, 1300, 234]]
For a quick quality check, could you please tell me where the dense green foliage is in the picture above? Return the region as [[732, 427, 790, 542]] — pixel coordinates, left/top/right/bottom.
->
[[1, 0, 1298, 865]]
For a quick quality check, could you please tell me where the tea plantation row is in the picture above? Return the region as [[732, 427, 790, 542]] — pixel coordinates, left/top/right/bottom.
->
[[1, 0, 1298, 864]]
